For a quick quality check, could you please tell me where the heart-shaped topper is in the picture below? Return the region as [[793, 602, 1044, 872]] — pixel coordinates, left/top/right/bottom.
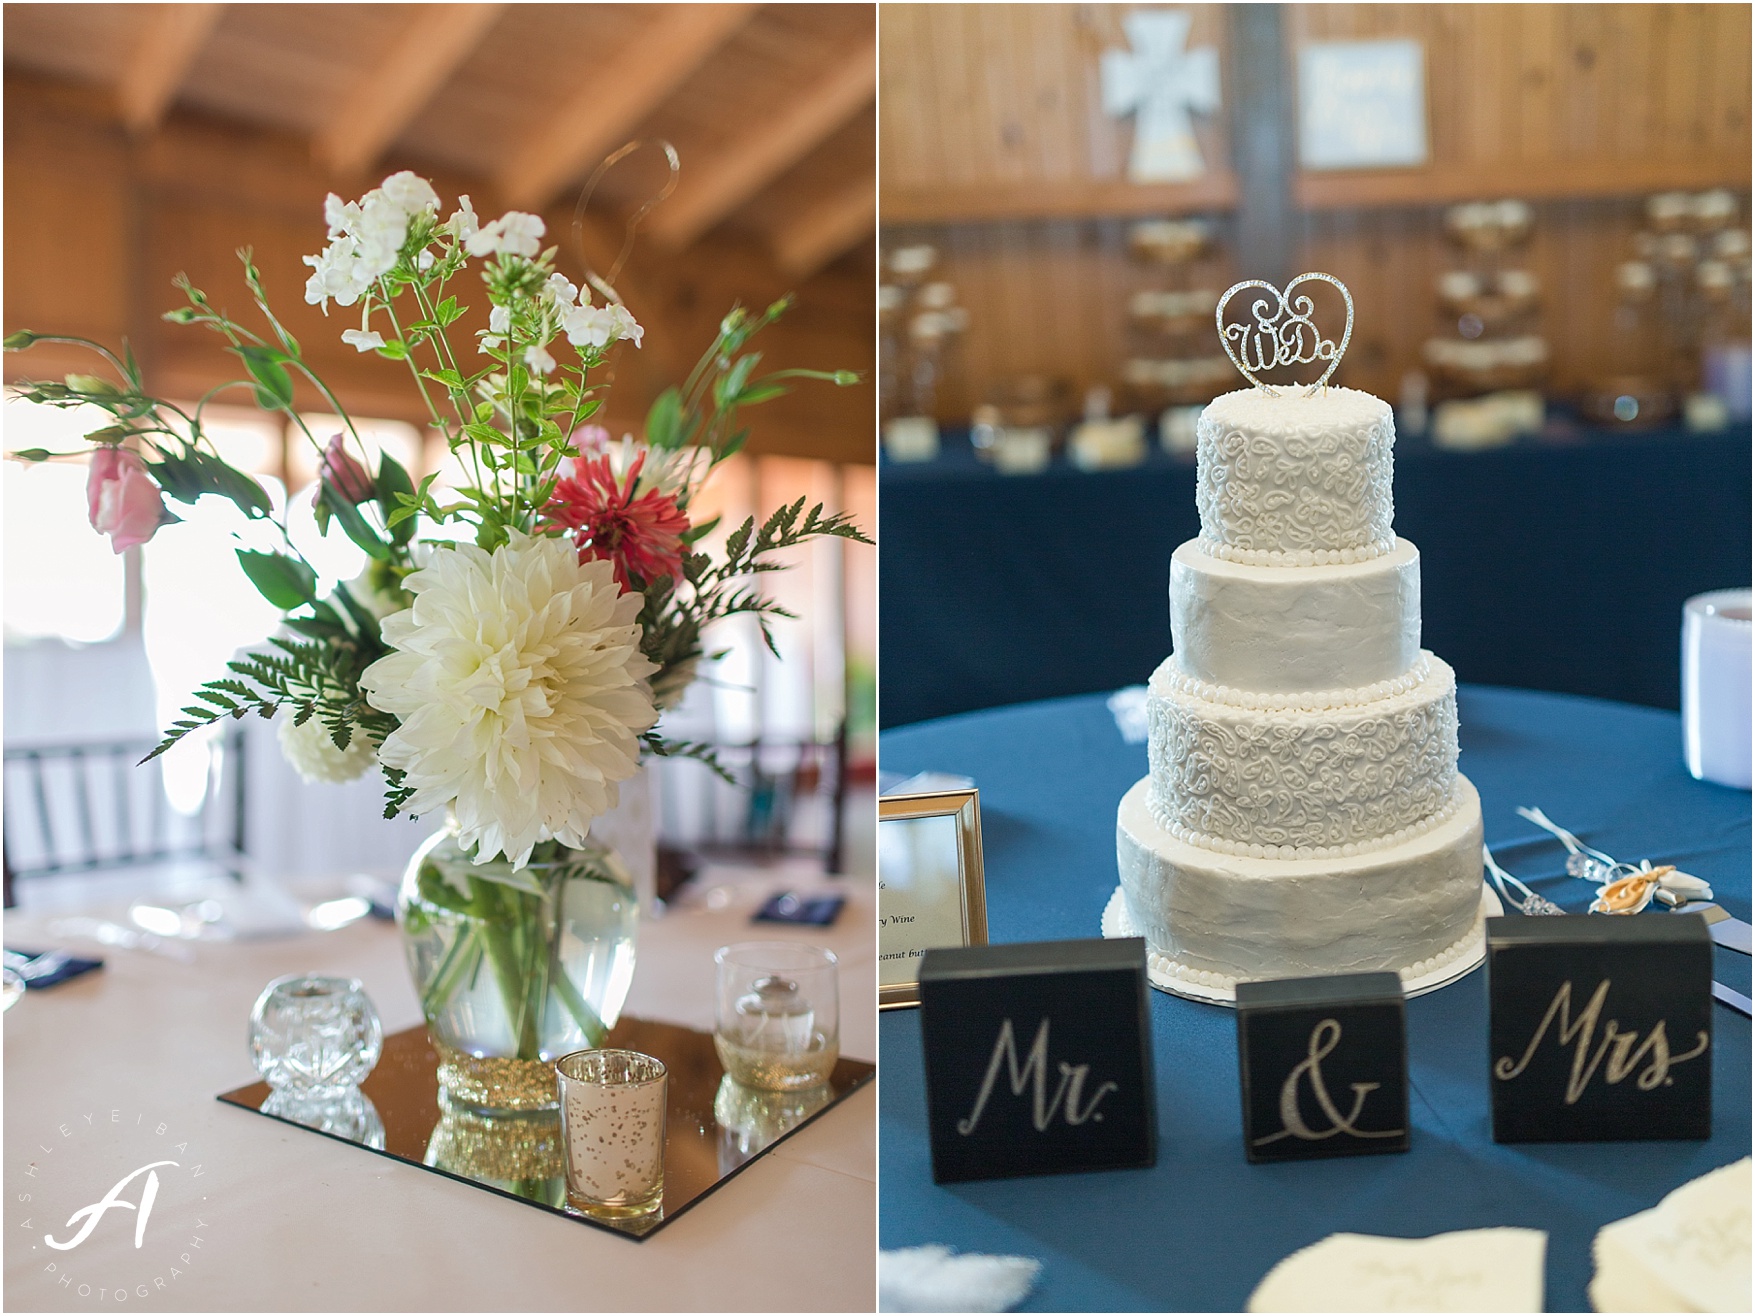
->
[[1215, 273, 1355, 394]]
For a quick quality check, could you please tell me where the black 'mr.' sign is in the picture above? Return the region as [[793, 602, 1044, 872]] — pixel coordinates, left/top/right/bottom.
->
[[1235, 971, 1410, 1163], [1488, 914, 1712, 1143], [918, 937, 1156, 1183]]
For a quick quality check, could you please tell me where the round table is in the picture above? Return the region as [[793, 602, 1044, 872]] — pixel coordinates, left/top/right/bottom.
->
[[878, 685, 1751, 1313]]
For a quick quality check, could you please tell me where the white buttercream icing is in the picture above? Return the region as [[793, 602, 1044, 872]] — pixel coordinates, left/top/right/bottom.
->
[[1170, 538, 1422, 693], [1116, 774, 1485, 980]]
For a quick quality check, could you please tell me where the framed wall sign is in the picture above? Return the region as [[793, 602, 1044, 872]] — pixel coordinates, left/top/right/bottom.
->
[[878, 788, 987, 1009], [1298, 38, 1428, 170]]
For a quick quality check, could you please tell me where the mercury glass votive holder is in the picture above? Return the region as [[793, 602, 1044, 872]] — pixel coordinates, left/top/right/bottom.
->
[[714, 942, 840, 1091], [555, 1048, 667, 1220], [249, 974, 382, 1098]]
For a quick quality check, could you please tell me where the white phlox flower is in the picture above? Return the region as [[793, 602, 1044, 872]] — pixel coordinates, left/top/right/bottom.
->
[[359, 532, 658, 868], [380, 171, 440, 215], [342, 328, 385, 353], [445, 195, 479, 243], [606, 304, 644, 348], [561, 302, 644, 350], [304, 236, 374, 310], [543, 273, 579, 307], [466, 211, 545, 259], [488, 305, 511, 334], [325, 194, 363, 239], [278, 714, 378, 785], [304, 171, 443, 312], [524, 344, 557, 376]]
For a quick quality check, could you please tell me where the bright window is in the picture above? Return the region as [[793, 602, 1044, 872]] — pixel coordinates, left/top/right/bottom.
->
[[3, 397, 127, 644]]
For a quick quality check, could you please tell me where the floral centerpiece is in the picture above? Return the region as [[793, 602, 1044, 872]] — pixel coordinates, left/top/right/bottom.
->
[[6, 170, 867, 1111]]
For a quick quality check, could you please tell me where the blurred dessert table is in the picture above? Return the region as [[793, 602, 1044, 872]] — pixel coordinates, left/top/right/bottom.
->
[[879, 421, 1752, 727], [4, 868, 874, 1312], [878, 684, 1750, 1312]]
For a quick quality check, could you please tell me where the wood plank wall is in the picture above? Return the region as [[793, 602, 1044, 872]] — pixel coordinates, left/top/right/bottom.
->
[[4, 77, 877, 465], [880, 3, 1751, 414]]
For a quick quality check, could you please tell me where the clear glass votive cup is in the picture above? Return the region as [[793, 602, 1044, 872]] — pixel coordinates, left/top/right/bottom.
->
[[555, 1048, 667, 1219], [714, 941, 840, 1091], [249, 974, 382, 1098]]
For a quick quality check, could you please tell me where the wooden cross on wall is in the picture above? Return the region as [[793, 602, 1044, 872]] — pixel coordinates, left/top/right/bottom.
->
[[1100, 9, 1222, 183]]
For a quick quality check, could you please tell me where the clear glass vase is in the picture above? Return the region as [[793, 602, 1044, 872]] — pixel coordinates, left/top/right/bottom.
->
[[398, 818, 638, 1114]]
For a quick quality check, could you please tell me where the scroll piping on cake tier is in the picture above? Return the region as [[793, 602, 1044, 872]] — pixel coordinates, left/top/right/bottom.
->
[[1144, 653, 1461, 854]]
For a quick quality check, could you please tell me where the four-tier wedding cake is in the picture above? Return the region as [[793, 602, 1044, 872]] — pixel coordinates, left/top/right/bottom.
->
[[1109, 349, 1487, 1001]]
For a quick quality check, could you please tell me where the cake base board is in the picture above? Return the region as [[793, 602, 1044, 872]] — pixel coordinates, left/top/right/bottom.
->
[[1100, 883, 1502, 1007]]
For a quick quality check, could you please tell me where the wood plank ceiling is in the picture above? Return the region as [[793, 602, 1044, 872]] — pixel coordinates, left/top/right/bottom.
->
[[7, 3, 875, 271], [4, 3, 877, 461]]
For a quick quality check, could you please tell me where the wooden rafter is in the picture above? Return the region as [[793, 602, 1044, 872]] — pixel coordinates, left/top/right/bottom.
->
[[498, 3, 756, 212], [116, 3, 226, 135], [648, 36, 876, 250], [314, 3, 505, 177], [773, 174, 875, 278]]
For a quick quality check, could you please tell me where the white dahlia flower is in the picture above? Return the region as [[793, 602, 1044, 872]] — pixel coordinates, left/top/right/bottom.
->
[[359, 532, 657, 868], [278, 715, 377, 785]]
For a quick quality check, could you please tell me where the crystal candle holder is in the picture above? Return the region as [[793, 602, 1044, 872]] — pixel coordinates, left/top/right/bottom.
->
[[555, 1048, 667, 1220], [714, 942, 840, 1091], [262, 1086, 386, 1150], [249, 974, 382, 1098]]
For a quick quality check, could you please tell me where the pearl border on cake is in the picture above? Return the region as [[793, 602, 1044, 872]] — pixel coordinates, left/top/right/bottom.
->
[[1160, 653, 1434, 713], [1144, 917, 1481, 992], [1196, 536, 1397, 567]]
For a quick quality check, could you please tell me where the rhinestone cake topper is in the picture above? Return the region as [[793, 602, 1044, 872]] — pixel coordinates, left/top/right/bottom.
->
[[1215, 272, 1355, 394]]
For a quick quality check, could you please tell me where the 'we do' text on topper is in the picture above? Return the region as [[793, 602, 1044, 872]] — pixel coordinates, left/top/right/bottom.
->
[[1216, 273, 1355, 394]]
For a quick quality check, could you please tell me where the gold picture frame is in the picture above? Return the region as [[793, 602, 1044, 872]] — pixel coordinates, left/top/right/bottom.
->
[[877, 788, 988, 1010]]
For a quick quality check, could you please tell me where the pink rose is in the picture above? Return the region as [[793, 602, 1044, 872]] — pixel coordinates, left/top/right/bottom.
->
[[86, 448, 165, 554], [318, 435, 374, 505]]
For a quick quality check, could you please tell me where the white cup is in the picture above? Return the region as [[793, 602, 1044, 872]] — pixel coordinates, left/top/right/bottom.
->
[[1682, 588, 1752, 789]]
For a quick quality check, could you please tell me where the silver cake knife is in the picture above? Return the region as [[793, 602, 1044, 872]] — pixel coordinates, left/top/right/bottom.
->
[[1674, 902, 1753, 955]]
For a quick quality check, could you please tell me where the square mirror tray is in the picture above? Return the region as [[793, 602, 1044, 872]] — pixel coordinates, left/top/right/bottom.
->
[[218, 1018, 874, 1240]]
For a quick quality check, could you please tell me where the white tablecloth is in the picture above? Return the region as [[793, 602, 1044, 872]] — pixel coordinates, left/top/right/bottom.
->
[[3, 872, 875, 1311]]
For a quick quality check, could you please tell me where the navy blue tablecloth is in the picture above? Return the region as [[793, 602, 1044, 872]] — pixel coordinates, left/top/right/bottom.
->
[[878, 686, 1751, 1313], [879, 423, 1752, 728]]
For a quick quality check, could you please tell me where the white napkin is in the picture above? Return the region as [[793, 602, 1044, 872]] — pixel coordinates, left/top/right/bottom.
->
[[1248, 1227, 1547, 1312], [879, 1245, 1042, 1313], [1590, 1158, 1751, 1313]]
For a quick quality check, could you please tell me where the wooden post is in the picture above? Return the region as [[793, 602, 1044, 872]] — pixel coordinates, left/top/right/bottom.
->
[[1226, 5, 1293, 285]]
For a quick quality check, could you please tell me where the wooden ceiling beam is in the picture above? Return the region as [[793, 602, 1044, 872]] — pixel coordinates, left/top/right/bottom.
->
[[314, 3, 505, 178], [648, 35, 876, 250], [498, 3, 756, 213], [116, 3, 226, 135], [772, 174, 875, 278]]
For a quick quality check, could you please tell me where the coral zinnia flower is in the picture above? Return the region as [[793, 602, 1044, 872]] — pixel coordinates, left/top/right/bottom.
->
[[359, 533, 657, 868], [541, 452, 689, 592]]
